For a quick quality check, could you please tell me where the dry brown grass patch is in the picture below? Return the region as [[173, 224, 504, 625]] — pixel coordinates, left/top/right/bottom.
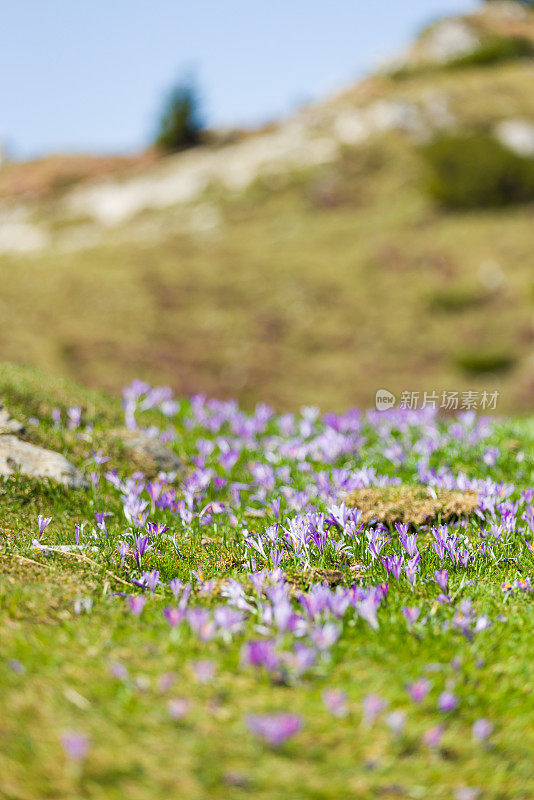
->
[[345, 485, 479, 527]]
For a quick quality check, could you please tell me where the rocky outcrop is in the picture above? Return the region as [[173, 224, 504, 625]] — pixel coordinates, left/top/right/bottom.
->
[[418, 19, 479, 64], [0, 431, 87, 489], [495, 119, 534, 156], [0, 404, 24, 435]]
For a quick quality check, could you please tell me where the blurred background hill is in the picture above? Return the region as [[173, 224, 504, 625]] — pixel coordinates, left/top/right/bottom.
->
[[1, 0, 533, 412]]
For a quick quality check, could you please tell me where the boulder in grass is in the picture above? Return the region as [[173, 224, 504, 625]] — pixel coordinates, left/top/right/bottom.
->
[[0, 403, 24, 435], [119, 430, 184, 476], [0, 435, 87, 489], [345, 485, 478, 527]]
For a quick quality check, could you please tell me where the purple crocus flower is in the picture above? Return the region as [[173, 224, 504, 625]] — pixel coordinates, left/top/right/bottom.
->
[[455, 789, 480, 800], [187, 608, 215, 641], [245, 713, 302, 746], [322, 688, 347, 718], [168, 697, 191, 720], [125, 498, 149, 529], [94, 511, 107, 534], [37, 515, 52, 537], [404, 552, 420, 583], [116, 542, 129, 559], [142, 569, 160, 594], [158, 672, 176, 692], [74, 524, 83, 546], [434, 569, 448, 593], [146, 521, 168, 538], [164, 607, 185, 627], [87, 472, 100, 488], [367, 532, 387, 560], [169, 578, 184, 599], [270, 497, 281, 519], [402, 607, 420, 629], [407, 678, 431, 703], [461, 549, 472, 569], [310, 622, 340, 650], [381, 554, 404, 580], [290, 643, 317, 678], [399, 531, 418, 558], [128, 595, 147, 616], [219, 450, 239, 471], [483, 447, 499, 467], [472, 718, 493, 742], [109, 662, 128, 680], [60, 731, 89, 761], [67, 406, 82, 430], [214, 606, 244, 636], [362, 693, 387, 725], [242, 640, 280, 672], [422, 725, 444, 749], [90, 449, 110, 466], [438, 691, 458, 712], [192, 660, 215, 683], [355, 596, 380, 630], [132, 534, 150, 568], [307, 522, 327, 553]]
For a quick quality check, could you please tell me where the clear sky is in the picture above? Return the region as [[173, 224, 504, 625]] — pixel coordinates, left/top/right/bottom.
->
[[0, 0, 479, 158]]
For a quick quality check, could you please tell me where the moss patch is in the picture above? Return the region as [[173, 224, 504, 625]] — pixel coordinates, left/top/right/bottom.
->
[[345, 485, 479, 527]]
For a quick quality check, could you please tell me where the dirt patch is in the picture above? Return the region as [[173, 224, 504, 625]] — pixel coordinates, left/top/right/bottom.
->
[[0, 151, 158, 202], [345, 485, 479, 527]]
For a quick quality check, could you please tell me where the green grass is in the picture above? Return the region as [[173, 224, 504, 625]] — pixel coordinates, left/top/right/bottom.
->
[[1, 363, 533, 799]]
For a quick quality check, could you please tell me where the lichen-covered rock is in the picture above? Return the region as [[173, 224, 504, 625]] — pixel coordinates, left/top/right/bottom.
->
[[0, 435, 87, 489], [345, 485, 479, 527], [0, 404, 24, 435], [120, 430, 184, 476], [495, 119, 534, 157], [419, 19, 479, 64]]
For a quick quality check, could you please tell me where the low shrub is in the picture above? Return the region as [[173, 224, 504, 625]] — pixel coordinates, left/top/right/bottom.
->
[[427, 287, 485, 313], [420, 133, 534, 209], [447, 35, 534, 69], [453, 349, 515, 375]]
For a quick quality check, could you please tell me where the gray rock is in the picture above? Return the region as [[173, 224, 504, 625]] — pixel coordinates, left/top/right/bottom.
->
[[0, 435, 88, 489], [0, 404, 24, 435], [120, 430, 184, 475], [420, 20, 478, 64], [495, 119, 534, 157]]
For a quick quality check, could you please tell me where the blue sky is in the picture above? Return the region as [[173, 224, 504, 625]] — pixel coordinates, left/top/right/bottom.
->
[[1, 0, 478, 158]]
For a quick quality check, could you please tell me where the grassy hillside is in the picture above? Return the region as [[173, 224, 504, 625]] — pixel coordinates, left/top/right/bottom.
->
[[1, 362, 533, 799], [1, 5, 534, 413]]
